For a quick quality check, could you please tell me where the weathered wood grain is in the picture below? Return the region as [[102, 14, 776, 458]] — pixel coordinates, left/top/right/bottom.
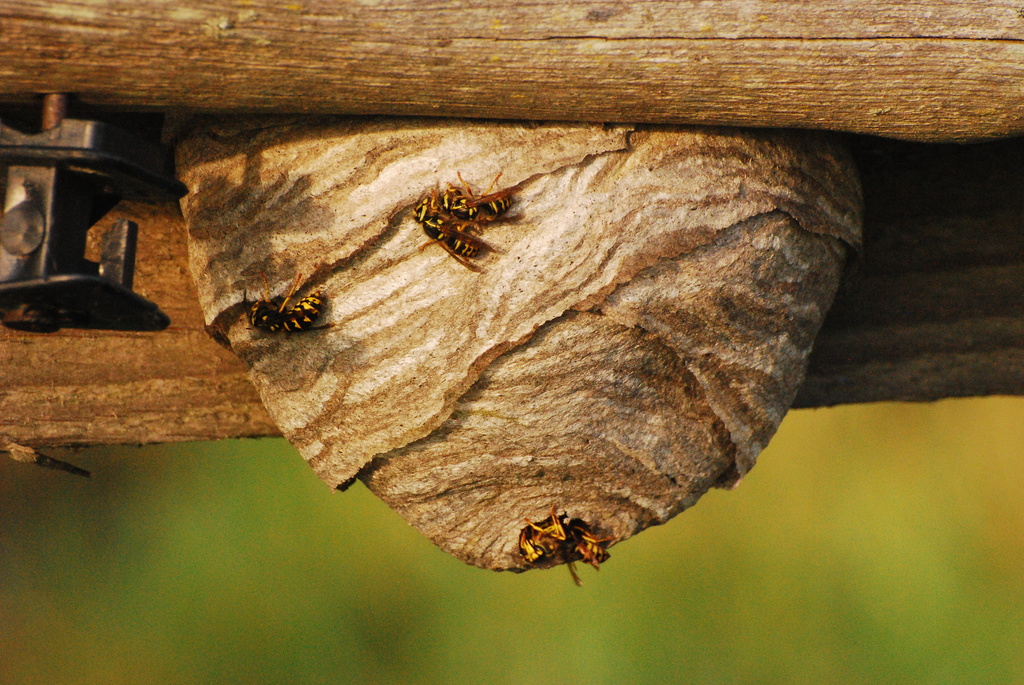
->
[[1, 1, 1022, 142], [795, 136, 1024, 406]]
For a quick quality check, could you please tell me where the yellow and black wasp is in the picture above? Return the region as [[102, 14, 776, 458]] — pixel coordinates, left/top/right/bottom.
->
[[440, 172, 514, 223], [519, 506, 570, 564], [565, 517, 612, 569], [247, 273, 325, 332], [413, 173, 515, 271], [414, 188, 495, 272], [519, 506, 612, 586]]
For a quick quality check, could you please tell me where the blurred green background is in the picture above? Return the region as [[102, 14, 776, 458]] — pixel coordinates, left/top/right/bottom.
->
[[2, 398, 1022, 684]]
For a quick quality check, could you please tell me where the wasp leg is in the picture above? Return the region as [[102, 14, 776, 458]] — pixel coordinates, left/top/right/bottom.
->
[[278, 273, 303, 313], [566, 560, 583, 587], [481, 171, 503, 197], [457, 170, 504, 198]]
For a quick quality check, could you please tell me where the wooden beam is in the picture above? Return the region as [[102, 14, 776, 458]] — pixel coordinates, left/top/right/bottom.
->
[[794, 136, 1024, 406], [1, 121, 1021, 449], [1, 1, 1022, 142], [0, 201, 278, 448]]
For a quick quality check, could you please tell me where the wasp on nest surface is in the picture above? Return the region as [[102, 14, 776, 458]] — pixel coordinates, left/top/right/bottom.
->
[[413, 173, 516, 271], [519, 506, 612, 586], [246, 273, 325, 332]]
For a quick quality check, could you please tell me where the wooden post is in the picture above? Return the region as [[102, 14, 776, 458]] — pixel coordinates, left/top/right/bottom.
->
[[1, 1, 1022, 142]]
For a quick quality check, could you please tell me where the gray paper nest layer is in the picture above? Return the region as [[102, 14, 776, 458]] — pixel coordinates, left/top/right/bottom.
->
[[177, 118, 862, 571]]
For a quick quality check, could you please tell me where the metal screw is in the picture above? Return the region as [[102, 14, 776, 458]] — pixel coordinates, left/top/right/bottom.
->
[[41, 93, 69, 131]]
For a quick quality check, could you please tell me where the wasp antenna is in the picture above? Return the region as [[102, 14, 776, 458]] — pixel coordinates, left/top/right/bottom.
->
[[482, 171, 503, 196], [277, 273, 302, 313], [457, 171, 474, 196], [260, 271, 271, 300]]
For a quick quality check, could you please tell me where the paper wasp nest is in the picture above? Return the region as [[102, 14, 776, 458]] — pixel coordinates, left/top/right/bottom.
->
[[177, 118, 861, 571]]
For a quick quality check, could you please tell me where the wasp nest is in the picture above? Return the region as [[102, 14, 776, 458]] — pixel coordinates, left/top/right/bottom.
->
[[177, 118, 861, 572]]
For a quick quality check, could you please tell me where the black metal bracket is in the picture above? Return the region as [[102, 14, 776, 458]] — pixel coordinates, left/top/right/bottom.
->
[[0, 106, 187, 333]]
